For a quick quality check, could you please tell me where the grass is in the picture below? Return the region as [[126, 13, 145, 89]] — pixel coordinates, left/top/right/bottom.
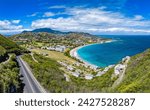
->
[[31, 49, 76, 64]]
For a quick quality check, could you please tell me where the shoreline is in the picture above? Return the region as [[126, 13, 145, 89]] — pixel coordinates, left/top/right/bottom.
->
[[70, 40, 114, 68]]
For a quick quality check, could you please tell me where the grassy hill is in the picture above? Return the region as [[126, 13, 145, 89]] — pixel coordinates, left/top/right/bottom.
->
[[115, 49, 150, 92], [0, 34, 27, 54], [0, 34, 20, 53]]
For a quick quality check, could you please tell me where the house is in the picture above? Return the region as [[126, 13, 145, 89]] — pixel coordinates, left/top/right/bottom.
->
[[71, 72, 80, 77], [85, 74, 94, 80], [47, 47, 55, 51], [122, 56, 130, 64], [96, 71, 105, 77], [67, 65, 74, 71], [114, 64, 126, 75], [47, 45, 66, 52], [55, 45, 66, 52]]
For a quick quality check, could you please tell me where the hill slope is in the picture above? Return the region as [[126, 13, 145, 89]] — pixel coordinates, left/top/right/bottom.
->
[[115, 49, 150, 92], [0, 46, 7, 62], [0, 34, 26, 54]]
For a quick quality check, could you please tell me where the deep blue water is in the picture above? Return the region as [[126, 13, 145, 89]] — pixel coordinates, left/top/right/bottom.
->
[[77, 35, 150, 67]]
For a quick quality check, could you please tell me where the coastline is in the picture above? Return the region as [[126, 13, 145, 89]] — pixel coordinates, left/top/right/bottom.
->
[[70, 40, 114, 68]]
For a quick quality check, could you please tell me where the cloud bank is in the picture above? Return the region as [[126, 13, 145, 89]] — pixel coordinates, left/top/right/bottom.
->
[[31, 7, 150, 34]]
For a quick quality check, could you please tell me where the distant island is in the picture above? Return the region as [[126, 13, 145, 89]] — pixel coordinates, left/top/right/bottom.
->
[[0, 28, 150, 93]]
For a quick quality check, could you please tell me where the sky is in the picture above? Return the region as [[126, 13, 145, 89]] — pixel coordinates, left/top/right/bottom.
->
[[0, 0, 150, 35]]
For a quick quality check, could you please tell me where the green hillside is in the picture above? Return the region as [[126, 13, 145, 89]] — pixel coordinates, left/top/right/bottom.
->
[[115, 49, 150, 93], [0, 46, 7, 62], [0, 46, 6, 56], [0, 34, 19, 53], [0, 34, 27, 54]]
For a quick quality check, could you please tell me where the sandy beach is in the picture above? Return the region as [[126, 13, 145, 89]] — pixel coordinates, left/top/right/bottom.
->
[[70, 40, 113, 68]]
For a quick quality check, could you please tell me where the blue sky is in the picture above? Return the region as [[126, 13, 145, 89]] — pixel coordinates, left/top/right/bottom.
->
[[0, 0, 150, 35]]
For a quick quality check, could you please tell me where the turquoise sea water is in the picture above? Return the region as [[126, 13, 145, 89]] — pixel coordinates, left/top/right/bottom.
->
[[77, 35, 150, 67]]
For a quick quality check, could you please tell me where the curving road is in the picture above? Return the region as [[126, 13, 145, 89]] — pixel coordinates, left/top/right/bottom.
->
[[16, 56, 46, 93]]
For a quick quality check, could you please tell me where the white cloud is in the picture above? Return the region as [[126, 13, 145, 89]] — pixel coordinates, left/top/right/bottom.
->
[[0, 20, 24, 34], [48, 5, 66, 9], [31, 7, 150, 34], [12, 20, 20, 24], [27, 12, 39, 17], [0, 20, 23, 30], [134, 15, 144, 20], [0, 29, 31, 35], [43, 12, 55, 17]]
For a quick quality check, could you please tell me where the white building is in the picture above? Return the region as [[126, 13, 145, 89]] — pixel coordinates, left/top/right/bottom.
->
[[55, 45, 66, 52], [71, 72, 80, 77], [114, 64, 126, 75], [47, 45, 66, 52], [67, 65, 74, 71], [96, 71, 105, 77], [85, 74, 94, 80], [122, 56, 130, 64]]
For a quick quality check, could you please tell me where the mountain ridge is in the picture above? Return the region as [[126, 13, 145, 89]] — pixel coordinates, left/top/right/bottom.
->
[[22, 28, 66, 34], [22, 28, 96, 37]]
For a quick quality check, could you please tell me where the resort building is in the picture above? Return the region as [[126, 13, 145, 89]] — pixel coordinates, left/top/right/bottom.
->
[[114, 64, 126, 75], [46, 45, 66, 52], [67, 65, 74, 71], [85, 74, 94, 80], [71, 72, 80, 77]]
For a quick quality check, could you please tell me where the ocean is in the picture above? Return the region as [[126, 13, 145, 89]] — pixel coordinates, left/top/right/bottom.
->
[[77, 35, 150, 67]]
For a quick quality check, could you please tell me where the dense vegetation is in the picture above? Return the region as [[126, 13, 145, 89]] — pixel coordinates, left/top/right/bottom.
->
[[0, 34, 27, 92], [0, 46, 7, 62], [0, 46, 6, 56], [0, 34, 27, 54], [115, 49, 150, 93], [0, 54, 23, 93]]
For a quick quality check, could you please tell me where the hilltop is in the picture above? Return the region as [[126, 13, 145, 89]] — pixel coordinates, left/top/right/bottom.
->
[[22, 28, 66, 34]]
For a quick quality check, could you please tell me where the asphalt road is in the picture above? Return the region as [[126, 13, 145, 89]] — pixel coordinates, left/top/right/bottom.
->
[[16, 56, 46, 93]]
